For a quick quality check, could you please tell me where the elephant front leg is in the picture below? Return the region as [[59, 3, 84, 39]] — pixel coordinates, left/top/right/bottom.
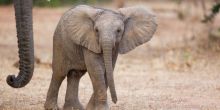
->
[[63, 70, 86, 110], [84, 50, 109, 110], [87, 74, 109, 110], [86, 93, 95, 110], [86, 72, 109, 110]]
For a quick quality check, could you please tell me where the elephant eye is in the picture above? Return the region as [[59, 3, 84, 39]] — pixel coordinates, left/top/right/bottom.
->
[[95, 28, 99, 33], [117, 29, 121, 33]]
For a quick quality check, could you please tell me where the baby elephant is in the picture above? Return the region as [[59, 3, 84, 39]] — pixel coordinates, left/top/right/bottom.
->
[[44, 5, 157, 110]]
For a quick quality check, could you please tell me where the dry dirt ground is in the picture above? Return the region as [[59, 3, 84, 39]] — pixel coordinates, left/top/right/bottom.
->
[[1, 2, 220, 110]]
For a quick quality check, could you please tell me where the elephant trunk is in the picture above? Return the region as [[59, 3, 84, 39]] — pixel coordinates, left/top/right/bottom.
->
[[102, 39, 117, 104], [7, 0, 34, 88]]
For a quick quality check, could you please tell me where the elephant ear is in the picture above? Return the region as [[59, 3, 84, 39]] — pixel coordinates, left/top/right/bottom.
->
[[63, 5, 103, 53], [118, 6, 157, 54]]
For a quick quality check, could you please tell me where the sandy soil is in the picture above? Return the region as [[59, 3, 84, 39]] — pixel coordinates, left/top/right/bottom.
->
[[0, 2, 220, 110]]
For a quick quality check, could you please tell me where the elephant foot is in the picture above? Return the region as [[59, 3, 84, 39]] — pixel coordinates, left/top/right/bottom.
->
[[63, 101, 84, 110], [96, 101, 109, 110], [44, 101, 59, 110], [86, 94, 95, 110], [63, 106, 84, 110], [86, 100, 109, 110], [44, 105, 59, 110]]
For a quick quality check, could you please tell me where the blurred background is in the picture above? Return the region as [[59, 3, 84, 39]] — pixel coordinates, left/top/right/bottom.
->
[[0, 0, 220, 110]]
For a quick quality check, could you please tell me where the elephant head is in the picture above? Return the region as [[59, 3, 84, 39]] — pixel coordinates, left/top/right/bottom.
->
[[7, 0, 34, 88], [63, 5, 157, 103]]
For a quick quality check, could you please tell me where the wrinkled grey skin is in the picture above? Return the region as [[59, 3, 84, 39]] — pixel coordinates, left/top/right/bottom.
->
[[44, 5, 157, 110], [7, 0, 34, 88]]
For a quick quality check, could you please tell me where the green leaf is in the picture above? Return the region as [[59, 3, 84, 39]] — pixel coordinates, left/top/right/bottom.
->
[[212, 3, 220, 14]]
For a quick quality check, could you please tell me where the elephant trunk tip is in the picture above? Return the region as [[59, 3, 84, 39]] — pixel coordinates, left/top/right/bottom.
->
[[109, 82, 117, 103], [112, 95, 117, 104], [6, 75, 19, 88], [6, 74, 30, 88]]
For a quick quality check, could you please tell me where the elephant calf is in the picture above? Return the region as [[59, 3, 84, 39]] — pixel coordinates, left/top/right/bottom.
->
[[44, 5, 157, 110]]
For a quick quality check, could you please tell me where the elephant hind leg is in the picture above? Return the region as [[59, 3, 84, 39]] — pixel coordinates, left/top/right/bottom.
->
[[63, 70, 86, 110], [44, 65, 68, 110], [44, 73, 65, 110]]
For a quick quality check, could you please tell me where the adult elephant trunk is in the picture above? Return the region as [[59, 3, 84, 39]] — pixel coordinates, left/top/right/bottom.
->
[[102, 39, 117, 104], [7, 0, 34, 88]]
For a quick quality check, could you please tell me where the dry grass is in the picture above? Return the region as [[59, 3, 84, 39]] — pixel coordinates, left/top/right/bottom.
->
[[1, 2, 220, 110]]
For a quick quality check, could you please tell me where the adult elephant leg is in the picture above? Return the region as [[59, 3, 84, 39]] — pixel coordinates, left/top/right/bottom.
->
[[63, 70, 86, 110], [7, 0, 34, 88]]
